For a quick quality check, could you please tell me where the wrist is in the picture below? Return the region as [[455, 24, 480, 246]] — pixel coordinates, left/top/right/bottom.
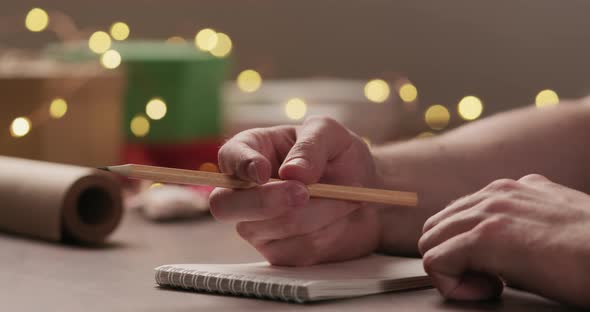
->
[[369, 139, 447, 256], [370, 147, 394, 190]]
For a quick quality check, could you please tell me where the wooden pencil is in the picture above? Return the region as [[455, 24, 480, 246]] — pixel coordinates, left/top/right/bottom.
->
[[100, 164, 418, 207]]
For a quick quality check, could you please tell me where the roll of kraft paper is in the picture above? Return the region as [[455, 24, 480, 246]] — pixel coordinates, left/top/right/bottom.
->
[[0, 156, 123, 244]]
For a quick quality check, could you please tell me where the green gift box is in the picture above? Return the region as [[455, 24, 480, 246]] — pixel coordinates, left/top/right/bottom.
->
[[120, 41, 228, 143]]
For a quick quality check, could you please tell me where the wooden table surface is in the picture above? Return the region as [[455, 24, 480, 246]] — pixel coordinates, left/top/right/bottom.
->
[[0, 211, 580, 311]]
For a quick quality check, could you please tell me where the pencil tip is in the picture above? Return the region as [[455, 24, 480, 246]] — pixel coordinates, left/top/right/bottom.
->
[[97, 166, 110, 172]]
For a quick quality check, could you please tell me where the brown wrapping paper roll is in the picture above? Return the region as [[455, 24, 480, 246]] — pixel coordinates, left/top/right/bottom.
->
[[0, 156, 122, 244]]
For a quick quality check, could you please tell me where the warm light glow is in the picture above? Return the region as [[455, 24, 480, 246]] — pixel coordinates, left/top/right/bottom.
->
[[535, 89, 559, 108], [150, 183, 163, 188], [145, 98, 167, 120], [425, 105, 451, 130], [110, 22, 130, 41], [130, 115, 150, 137], [210, 32, 232, 57], [49, 98, 68, 119], [285, 98, 307, 120], [166, 36, 186, 44], [88, 31, 112, 54], [364, 79, 390, 103], [199, 162, 219, 172], [416, 131, 435, 139], [457, 95, 483, 120], [100, 49, 121, 69], [399, 83, 418, 103], [237, 69, 262, 93], [10, 117, 31, 138], [195, 28, 218, 51], [25, 8, 49, 32], [361, 137, 372, 149]]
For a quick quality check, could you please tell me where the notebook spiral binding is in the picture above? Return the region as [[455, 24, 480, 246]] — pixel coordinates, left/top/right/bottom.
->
[[155, 266, 310, 303]]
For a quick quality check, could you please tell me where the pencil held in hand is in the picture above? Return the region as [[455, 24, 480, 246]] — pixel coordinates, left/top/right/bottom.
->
[[100, 164, 418, 207]]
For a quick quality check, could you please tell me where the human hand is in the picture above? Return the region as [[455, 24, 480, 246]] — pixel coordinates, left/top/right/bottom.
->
[[419, 174, 590, 307], [210, 117, 382, 266]]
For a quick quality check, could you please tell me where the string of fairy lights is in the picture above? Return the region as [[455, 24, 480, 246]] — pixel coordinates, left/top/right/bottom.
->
[[8, 7, 562, 141]]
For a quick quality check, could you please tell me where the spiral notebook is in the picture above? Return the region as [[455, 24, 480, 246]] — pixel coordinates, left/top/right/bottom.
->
[[154, 255, 431, 303]]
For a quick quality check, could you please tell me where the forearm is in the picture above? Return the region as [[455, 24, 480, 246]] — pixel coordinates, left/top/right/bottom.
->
[[373, 98, 590, 255]]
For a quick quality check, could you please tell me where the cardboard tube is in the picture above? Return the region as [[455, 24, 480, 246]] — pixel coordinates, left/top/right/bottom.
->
[[0, 156, 122, 244]]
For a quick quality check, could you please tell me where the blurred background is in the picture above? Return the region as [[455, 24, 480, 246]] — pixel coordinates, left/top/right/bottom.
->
[[2, 0, 590, 171]]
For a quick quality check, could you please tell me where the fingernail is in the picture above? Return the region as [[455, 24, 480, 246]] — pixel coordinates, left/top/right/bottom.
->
[[248, 162, 261, 184], [286, 183, 309, 207], [286, 158, 311, 169], [431, 273, 460, 298]]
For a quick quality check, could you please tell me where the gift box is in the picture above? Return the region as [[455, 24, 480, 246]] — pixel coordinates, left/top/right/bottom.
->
[[0, 53, 125, 167]]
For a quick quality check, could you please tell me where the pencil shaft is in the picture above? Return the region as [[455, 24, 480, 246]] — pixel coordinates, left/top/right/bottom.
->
[[107, 164, 417, 207]]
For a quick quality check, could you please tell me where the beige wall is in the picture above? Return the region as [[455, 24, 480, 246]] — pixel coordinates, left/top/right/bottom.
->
[[2, 0, 590, 121]]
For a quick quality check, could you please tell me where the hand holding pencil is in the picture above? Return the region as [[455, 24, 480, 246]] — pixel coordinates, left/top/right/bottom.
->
[[208, 117, 411, 266]]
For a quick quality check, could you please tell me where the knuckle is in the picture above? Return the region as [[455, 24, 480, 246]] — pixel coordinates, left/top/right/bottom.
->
[[422, 217, 436, 234], [479, 197, 513, 214], [474, 215, 511, 238], [244, 128, 268, 145], [234, 127, 263, 140], [519, 173, 549, 183], [417, 235, 429, 255], [486, 178, 519, 192], [422, 249, 442, 272]]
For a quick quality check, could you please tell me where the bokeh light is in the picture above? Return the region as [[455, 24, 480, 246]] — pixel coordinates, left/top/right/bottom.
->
[[110, 22, 130, 41], [425, 105, 451, 130], [100, 49, 122, 69], [195, 28, 218, 51], [88, 31, 112, 54], [150, 183, 163, 188], [49, 98, 68, 119], [10, 117, 31, 138], [398, 83, 418, 103], [416, 131, 435, 139], [535, 89, 559, 108], [285, 98, 307, 120], [210, 32, 232, 57], [199, 162, 219, 172], [130, 115, 150, 137], [364, 79, 390, 103], [145, 98, 167, 120], [25, 8, 49, 32], [457, 95, 483, 120], [237, 69, 262, 93], [166, 36, 186, 44]]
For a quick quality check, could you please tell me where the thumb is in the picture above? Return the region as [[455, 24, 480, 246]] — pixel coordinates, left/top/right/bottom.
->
[[279, 117, 352, 184]]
